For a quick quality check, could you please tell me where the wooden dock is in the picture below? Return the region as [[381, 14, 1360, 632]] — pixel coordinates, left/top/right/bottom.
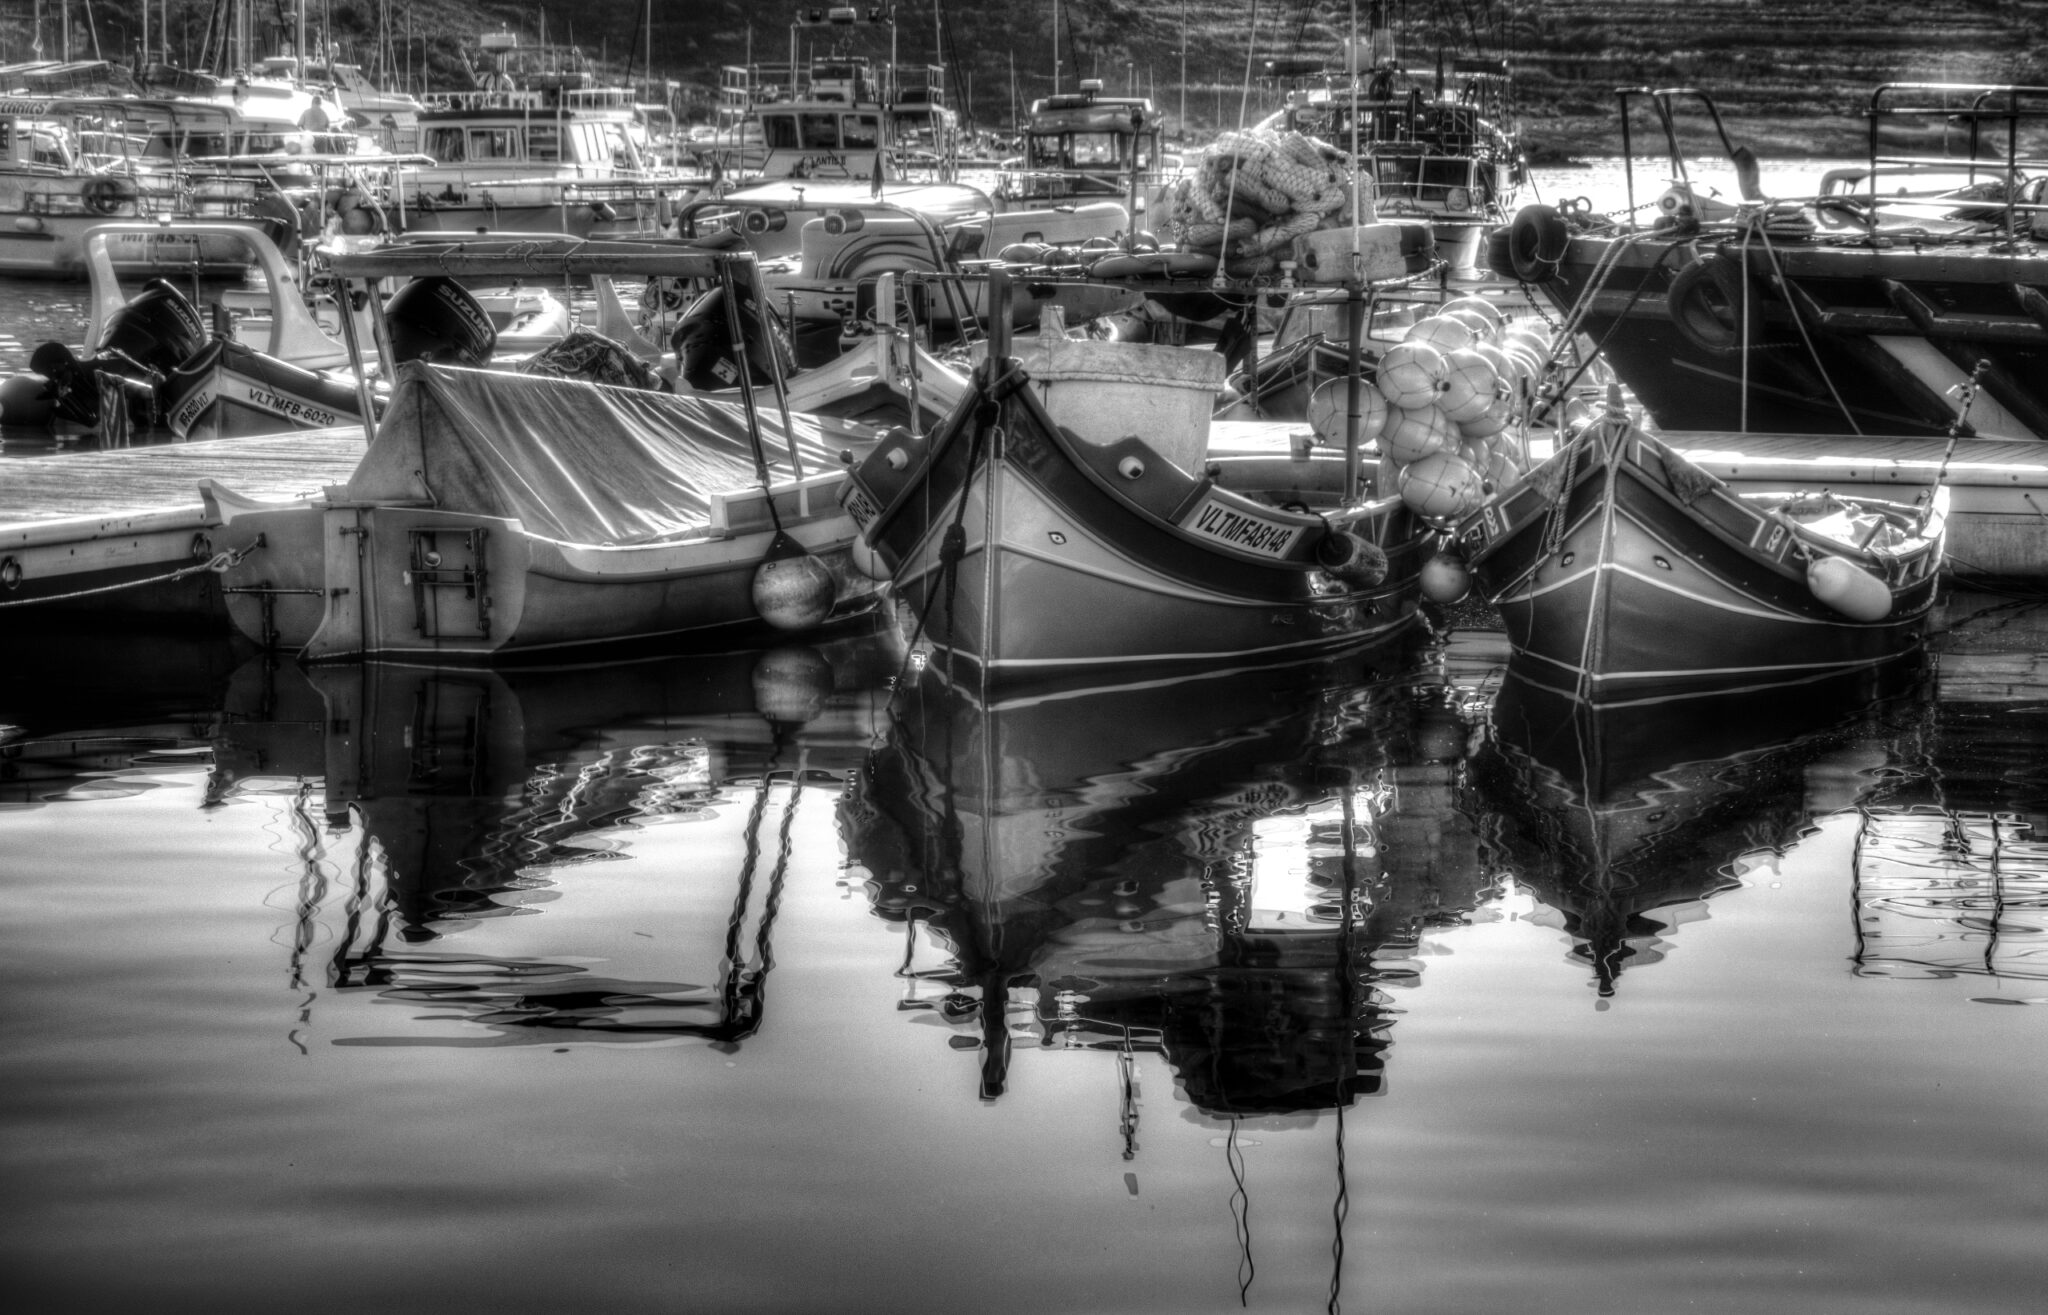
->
[[0, 428, 366, 618], [1668, 432, 2048, 581]]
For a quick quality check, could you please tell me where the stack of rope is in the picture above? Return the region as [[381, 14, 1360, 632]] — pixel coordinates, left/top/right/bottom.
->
[[1160, 129, 1359, 276]]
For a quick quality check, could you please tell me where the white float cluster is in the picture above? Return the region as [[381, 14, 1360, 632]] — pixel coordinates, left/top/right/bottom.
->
[[1335, 296, 1554, 521]]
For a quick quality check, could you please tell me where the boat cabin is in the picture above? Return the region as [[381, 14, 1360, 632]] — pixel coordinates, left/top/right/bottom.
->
[[418, 105, 648, 175], [1021, 85, 1161, 174], [0, 103, 76, 171]]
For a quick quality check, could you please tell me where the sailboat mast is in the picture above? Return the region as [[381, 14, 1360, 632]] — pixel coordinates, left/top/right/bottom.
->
[[1052, 0, 1061, 95]]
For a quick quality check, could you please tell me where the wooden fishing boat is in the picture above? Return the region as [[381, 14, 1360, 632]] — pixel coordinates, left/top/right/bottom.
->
[[1448, 406, 1949, 705], [840, 275, 1432, 689], [207, 236, 885, 662]]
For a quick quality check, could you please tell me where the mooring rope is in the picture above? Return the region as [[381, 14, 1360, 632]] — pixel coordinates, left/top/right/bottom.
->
[[0, 539, 261, 609]]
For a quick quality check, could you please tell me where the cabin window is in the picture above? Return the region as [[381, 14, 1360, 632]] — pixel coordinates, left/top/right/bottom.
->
[[799, 113, 840, 149], [1068, 132, 1121, 166], [1418, 157, 1473, 197], [425, 126, 466, 162], [598, 122, 639, 169], [470, 128, 521, 160], [841, 114, 878, 149], [527, 124, 562, 162], [764, 114, 799, 150]]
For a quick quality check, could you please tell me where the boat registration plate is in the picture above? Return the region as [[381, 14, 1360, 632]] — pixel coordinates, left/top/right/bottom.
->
[[843, 485, 881, 530], [1179, 496, 1304, 559]]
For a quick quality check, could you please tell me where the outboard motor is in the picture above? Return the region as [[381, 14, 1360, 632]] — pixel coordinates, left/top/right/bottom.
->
[[670, 279, 797, 392], [384, 276, 497, 367], [21, 279, 205, 428]]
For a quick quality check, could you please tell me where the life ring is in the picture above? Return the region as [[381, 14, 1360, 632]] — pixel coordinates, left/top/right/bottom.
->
[[80, 176, 133, 217], [1665, 254, 1755, 354], [1506, 204, 1568, 283]]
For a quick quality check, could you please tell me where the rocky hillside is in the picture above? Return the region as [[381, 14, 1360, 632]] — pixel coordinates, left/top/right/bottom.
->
[[5, 0, 2045, 157]]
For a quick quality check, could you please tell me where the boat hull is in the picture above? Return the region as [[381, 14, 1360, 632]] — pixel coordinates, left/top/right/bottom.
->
[[0, 212, 265, 279], [1537, 231, 2048, 440], [1454, 419, 1945, 705], [163, 342, 368, 442], [845, 359, 1429, 689], [216, 485, 880, 663]]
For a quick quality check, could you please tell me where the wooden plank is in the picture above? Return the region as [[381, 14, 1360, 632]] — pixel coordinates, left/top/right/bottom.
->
[[0, 428, 366, 526]]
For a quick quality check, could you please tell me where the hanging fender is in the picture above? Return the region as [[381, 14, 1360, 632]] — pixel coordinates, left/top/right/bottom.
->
[[1506, 204, 1568, 283], [1665, 252, 1765, 355]]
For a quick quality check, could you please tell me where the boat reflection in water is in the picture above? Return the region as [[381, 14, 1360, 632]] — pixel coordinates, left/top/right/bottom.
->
[[843, 645, 1495, 1116], [211, 631, 899, 1047], [1474, 657, 1943, 994]]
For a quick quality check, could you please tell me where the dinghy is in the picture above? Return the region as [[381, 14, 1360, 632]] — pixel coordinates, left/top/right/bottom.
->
[[207, 237, 885, 662]]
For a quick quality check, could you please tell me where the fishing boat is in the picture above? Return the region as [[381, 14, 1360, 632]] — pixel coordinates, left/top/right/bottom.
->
[[208, 236, 885, 662], [703, 6, 959, 185], [995, 80, 1183, 215], [1447, 403, 1949, 705], [0, 94, 286, 277], [398, 29, 693, 238], [1256, 15, 1524, 281], [675, 181, 1135, 355], [1506, 84, 2048, 439], [839, 273, 1432, 689]]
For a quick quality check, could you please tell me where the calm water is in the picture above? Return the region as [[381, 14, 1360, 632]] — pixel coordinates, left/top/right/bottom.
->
[[2, 594, 2043, 1313], [3, 162, 2045, 1312]]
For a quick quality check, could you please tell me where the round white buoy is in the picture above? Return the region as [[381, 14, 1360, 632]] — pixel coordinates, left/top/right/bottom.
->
[[1457, 395, 1513, 439], [1403, 315, 1473, 354], [1307, 377, 1389, 447], [1807, 554, 1892, 621], [1374, 341, 1449, 410], [0, 373, 53, 426], [1420, 551, 1473, 603], [753, 549, 838, 631], [1440, 296, 1505, 333], [751, 646, 835, 725], [849, 534, 891, 581], [1399, 450, 1485, 518], [1438, 348, 1502, 423], [1380, 403, 1456, 464]]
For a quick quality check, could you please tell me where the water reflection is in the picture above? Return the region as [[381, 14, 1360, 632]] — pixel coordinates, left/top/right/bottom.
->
[[0, 625, 247, 804], [843, 650, 1496, 1115], [212, 635, 900, 1046]]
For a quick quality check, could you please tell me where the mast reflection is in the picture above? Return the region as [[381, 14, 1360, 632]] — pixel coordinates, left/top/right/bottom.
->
[[214, 634, 899, 1046]]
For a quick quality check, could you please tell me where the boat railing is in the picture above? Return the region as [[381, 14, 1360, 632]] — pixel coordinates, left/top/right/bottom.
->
[[421, 89, 554, 113]]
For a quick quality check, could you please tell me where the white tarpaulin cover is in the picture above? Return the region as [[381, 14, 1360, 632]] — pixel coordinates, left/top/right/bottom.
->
[[347, 363, 846, 545]]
